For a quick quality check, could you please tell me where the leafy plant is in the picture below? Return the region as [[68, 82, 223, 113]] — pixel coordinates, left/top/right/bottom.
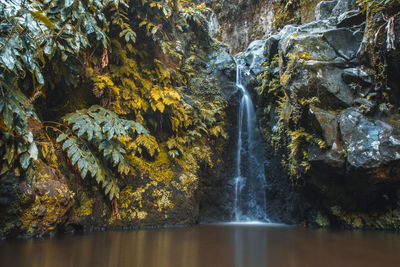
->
[[0, 0, 116, 88], [88, 40, 192, 134], [0, 86, 38, 180], [56, 105, 153, 201], [0, 0, 223, 226]]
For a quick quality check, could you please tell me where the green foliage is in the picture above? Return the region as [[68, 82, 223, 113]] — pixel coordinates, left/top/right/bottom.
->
[[0, 0, 136, 184], [88, 40, 192, 134], [109, 0, 137, 43], [188, 100, 227, 141], [136, 0, 210, 53], [180, 1, 210, 25], [0, 0, 114, 87], [0, 0, 224, 226], [0, 85, 38, 180], [286, 128, 325, 178], [57, 105, 153, 201]]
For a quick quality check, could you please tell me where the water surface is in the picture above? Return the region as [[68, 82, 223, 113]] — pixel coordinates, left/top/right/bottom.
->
[[1, 224, 400, 267]]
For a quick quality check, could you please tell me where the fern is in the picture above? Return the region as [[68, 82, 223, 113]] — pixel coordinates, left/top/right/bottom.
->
[[109, 0, 137, 43], [57, 105, 154, 201]]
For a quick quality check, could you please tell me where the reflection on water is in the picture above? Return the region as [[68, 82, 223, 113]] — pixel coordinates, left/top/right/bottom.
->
[[1, 224, 400, 267]]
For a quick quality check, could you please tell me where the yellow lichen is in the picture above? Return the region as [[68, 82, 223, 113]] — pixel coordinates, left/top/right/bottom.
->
[[119, 185, 150, 221], [330, 206, 400, 229], [74, 194, 95, 217], [147, 151, 174, 183], [21, 181, 74, 234]]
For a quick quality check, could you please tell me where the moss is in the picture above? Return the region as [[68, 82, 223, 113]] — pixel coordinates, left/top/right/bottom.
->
[[74, 193, 96, 217], [298, 51, 317, 61], [118, 185, 151, 221], [258, 51, 328, 180], [142, 150, 174, 183], [331, 206, 400, 230], [20, 180, 74, 235], [272, 0, 323, 30]]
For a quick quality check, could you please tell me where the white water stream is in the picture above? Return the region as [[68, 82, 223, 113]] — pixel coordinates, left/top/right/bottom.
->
[[233, 60, 268, 222]]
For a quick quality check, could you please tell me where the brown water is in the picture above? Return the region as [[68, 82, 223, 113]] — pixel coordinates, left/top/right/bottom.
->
[[1, 223, 400, 267]]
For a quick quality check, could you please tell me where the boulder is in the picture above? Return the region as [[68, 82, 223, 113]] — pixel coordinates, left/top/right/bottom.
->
[[315, 1, 338, 21], [278, 21, 360, 107], [206, 45, 237, 99], [310, 106, 338, 147], [236, 39, 267, 75], [339, 108, 400, 169], [336, 10, 365, 28], [207, 48, 236, 75], [0, 162, 75, 238], [322, 28, 362, 60]]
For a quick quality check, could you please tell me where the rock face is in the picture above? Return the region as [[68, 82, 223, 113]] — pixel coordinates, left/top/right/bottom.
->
[[339, 109, 400, 169], [207, 0, 276, 53], [209, 0, 328, 54], [237, 0, 400, 229], [0, 162, 74, 238]]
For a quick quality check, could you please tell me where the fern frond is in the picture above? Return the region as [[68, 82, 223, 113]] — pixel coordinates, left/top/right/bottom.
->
[[57, 105, 153, 201]]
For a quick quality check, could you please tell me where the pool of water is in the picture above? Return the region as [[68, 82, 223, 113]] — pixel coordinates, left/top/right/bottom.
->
[[1, 224, 400, 267]]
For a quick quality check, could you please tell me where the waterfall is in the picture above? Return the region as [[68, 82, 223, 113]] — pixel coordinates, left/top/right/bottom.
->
[[233, 59, 268, 222]]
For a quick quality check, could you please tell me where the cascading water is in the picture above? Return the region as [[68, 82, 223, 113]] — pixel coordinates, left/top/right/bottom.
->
[[233, 59, 268, 222]]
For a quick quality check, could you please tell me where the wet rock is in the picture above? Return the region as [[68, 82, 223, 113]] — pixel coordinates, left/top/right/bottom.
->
[[339, 108, 400, 169], [315, 1, 337, 21], [310, 106, 338, 147], [322, 28, 362, 60], [280, 31, 338, 62], [236, 39, 267, 75], [331, 0, 359, 17], [308, 143, 346, 169], [279, 25, 356, 106], [207, 11, 220, 38], [336, 10, 365, 28], [263, 35, 280, 62], [0, 160, 75, 238], [298, 20, 334, 32], [385, 16, 400, 106], [240, 0, 400, 229], [208, 0, 276, 54], [318, 67, 355, 106], [342, 67, 372, 87], [19, 178, 75, 237], [207, 47, 236, 75], [205, 44, 237, 99]]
